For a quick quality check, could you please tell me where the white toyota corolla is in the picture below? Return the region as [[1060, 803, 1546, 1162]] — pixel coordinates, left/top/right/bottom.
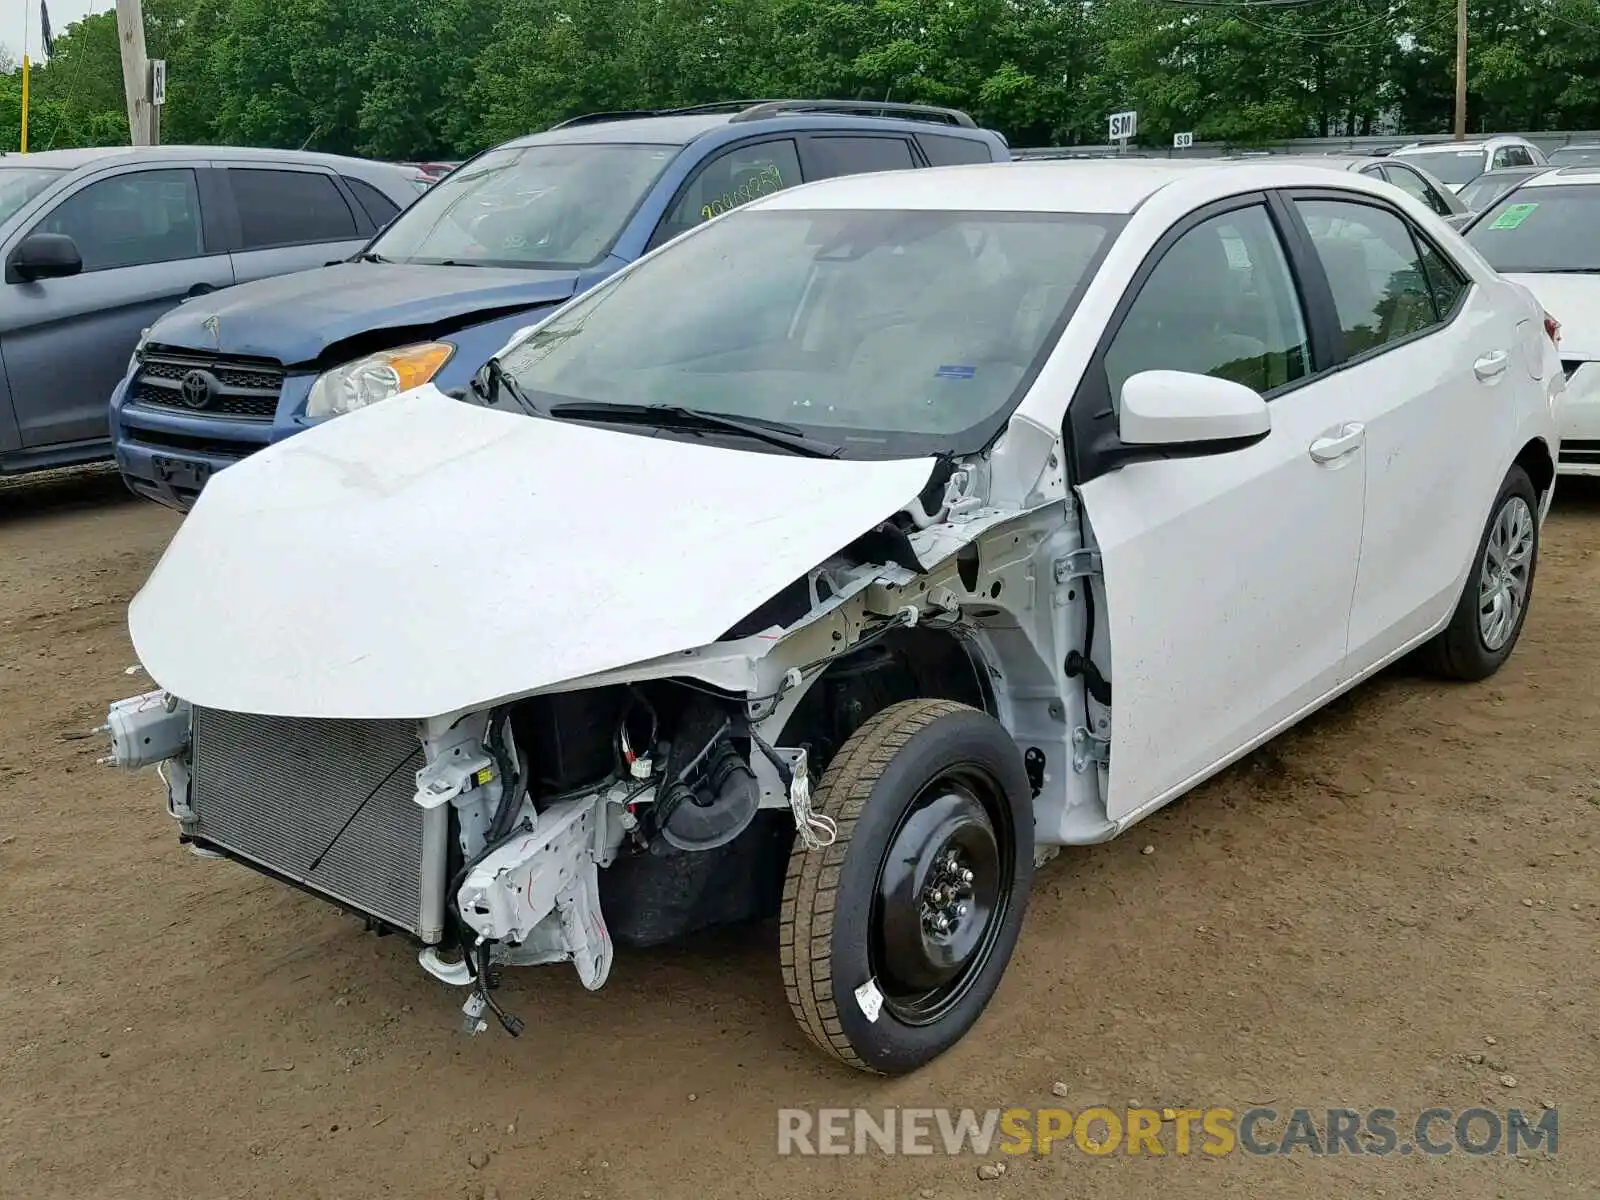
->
[[104, 159, 1559, 1075], [1462, 163, 1600, 475]]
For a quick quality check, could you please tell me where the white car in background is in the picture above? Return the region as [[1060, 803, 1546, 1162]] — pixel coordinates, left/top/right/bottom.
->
[[1465, 164, 1600, 475], [103, 159, 1559, 1075], [1391, 136, 1546, 192]]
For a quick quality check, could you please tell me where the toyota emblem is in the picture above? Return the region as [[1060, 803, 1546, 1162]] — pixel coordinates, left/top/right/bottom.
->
[[180, 369, 214, 409]]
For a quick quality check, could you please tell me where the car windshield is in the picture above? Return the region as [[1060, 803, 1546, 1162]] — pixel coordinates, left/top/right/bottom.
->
[[1549, 146, 1600, 166], [368, 142, 679, 269], [1394, 148, 1486, 185], [1466, 183, 1600, 272], [1458, 171, 1535, 211], [0, 166, 66, 225], [495, 207, 1123, 457]]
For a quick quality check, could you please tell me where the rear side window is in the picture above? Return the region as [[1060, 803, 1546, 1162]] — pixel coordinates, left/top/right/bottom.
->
[[343, 177, 401, 228], [806, 136, 918, 179], [918, 133, 994, 166], [227, 168, 359, 249], [1295, 199, 1441, 358], [1416, 237, 1469, 319]]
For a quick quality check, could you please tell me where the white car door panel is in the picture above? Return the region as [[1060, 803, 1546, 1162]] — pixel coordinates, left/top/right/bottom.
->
[[1068, 202, 1366, 823], [1079, 383, 1365, 822], [1289, 196, 1521, 672]]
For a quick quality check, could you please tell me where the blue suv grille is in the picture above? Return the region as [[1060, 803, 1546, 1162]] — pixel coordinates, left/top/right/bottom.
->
[[130, 346, 285, 421]]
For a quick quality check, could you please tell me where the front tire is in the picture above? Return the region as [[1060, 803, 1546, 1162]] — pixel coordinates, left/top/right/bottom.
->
[[779, 699, 1033, 1074], [1424, 464, 1540, 681]]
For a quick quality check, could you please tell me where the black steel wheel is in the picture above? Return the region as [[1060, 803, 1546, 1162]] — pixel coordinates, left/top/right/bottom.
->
[[780, 699, 1033, 1074]]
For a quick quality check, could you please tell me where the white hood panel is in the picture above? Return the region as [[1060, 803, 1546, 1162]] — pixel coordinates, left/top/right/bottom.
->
[[129, 387, 938, 719], [1504, 272, 1600, 361]]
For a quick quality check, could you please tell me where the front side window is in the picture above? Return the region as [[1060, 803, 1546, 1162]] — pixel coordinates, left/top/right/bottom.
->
[[371, 143, 679, 269], [497, 207, 1123, 457], [33, 168, 203, 272], [1466, 183, 1600, 272], [1296, 199, 1441, 358], [654, 139, 801, 246], [1104, 205, 1310, 401], [1393, 148, 1487, 186], [227, 169, 358, 248], [0, 167, 66, 226]]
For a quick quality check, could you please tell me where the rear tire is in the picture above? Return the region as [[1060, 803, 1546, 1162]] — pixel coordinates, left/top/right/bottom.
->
[[779, 699, 1033, 1075], [1423, 464, 1539, 681]]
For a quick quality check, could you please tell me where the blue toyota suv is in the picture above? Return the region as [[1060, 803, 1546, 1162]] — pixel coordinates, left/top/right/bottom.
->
[[110, 99, 1009, 508]]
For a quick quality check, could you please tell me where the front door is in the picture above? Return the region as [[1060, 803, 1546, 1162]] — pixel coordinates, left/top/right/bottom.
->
[[3, 165, 234, 448], [1068, 200, 1367, 822]]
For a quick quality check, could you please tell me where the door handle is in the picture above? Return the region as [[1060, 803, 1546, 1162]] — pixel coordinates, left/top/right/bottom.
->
[[1308, 422, 1366, 464], [1474, 349, 1510, 380]]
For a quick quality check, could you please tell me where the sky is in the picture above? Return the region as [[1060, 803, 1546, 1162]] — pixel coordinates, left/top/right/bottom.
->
[[1, 0, 104, 62]]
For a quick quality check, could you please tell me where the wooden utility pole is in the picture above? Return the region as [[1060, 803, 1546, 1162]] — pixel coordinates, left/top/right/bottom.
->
[[1453, 0, 1468, 139], [115, 0, 157, 146]]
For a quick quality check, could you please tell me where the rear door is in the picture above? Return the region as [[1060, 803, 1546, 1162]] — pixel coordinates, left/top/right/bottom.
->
[[1067, 197, 1366, 822], [2, 162, 234, 448], [1280, 190, 1520, 671], [218, 164, 367, 284]]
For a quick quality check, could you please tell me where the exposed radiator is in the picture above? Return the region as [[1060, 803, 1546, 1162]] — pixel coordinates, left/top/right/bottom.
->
[[189, 708, 445, 941]]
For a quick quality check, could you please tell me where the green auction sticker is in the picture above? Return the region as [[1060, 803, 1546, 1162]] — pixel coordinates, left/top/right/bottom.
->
[[1489, 202, 1538, 230]]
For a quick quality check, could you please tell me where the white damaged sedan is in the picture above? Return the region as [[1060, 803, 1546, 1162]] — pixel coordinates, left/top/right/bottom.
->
[[106, 160, 1559, 1074]]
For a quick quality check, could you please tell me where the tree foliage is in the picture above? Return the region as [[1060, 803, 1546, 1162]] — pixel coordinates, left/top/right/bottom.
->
[[3, 0, 1600, 157]]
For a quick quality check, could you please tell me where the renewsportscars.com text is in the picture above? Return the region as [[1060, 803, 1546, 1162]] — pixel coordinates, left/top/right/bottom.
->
[[776, 1106, 1558, 1158]]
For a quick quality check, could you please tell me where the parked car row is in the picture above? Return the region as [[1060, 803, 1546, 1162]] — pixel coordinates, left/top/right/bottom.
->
[[109, 99, 1009, 507], [0, 146, 424, 477]]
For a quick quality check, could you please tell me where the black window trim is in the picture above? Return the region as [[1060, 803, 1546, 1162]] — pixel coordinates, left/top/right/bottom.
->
[[10, 164, 218, 281], [646, 134, 806, 252], [1277, 187, 1474, 376], [221, 164, 362, 252], [341, 174, 402, 231], [1064, 191, 1323, 486]]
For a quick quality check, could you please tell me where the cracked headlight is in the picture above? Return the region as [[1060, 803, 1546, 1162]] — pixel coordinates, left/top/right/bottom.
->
[[305, 342, 455, 419]]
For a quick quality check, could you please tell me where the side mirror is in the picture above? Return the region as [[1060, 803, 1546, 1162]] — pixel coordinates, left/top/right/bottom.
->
[[1118, 369, 1270, 448], [11, 232, 83, 282]]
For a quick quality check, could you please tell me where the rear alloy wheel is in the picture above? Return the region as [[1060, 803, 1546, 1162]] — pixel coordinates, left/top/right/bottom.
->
[[1424, 464, 1540, 681], [779, 699, 1033, 1074]]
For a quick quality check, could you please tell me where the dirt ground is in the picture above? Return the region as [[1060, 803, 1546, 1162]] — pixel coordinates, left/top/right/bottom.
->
[[1, 465, 1596, 1200]]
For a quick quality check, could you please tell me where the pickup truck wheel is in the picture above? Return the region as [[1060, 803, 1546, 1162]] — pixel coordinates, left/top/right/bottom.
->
[[1423, 464, 1539, 681], [779, 698, 1033, 1075]]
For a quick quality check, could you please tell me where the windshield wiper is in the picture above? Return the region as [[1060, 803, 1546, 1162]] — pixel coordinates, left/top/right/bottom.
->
[[354, 251, 390, 264], [547, 401, 843, 458], [470, 357, 543, 416]]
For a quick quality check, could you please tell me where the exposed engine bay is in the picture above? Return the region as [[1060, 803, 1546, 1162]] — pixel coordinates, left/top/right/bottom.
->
[[103, 407, 1116, 1043]]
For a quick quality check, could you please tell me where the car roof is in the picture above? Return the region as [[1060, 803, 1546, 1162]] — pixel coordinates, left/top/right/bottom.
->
[[1272, 154, 1371, 169], [507, 105, 995, 149], [754, 158, 1404, 215], [0, 144, 404, 173], [1517, 164, 1600, 187]]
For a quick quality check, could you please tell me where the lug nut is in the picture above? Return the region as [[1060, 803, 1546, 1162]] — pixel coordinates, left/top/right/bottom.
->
[[960, 868, 974, 884], [935, 915, 950, 932], [956, 904, 968, 917]]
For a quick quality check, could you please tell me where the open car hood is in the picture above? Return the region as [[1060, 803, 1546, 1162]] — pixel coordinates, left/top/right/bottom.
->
[[128, 386, 938, 720]]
